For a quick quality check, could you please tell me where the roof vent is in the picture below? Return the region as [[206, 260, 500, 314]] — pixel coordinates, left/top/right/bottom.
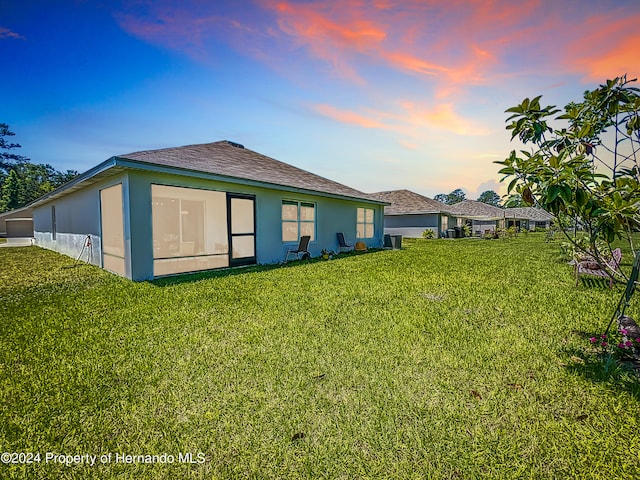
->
[[226, 141, 245, 149]]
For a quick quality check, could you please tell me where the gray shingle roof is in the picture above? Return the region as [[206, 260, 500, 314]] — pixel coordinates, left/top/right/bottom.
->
[[504, 207, 554, 221], [446, 200, 506, 219], [369, 189, 450, 215], [116, 141, 383, 203], [446, 201, 554, 221]]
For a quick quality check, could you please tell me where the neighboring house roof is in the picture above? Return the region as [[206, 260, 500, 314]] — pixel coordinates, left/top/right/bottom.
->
[[446, 200, 506, 220], [369, 189, 450, 215], [0, 205, 33, 221], [28, 141, 386, 208], [504, 207, 554, 222]]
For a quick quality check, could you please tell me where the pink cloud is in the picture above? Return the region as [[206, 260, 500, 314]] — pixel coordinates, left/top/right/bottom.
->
[[0, 27, 25, 40], [312, 100, 489, 137], [258, 0, 546, 93], [113, 0, 640, 95], [312, 104, 390, 129], [563, 13, 640, 81]]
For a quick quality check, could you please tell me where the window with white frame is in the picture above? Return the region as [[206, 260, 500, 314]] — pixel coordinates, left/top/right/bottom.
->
[[356, 207, 374, 238], [282, 200, 315, 242]]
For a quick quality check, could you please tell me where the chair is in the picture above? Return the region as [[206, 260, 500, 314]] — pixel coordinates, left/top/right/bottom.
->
[[575, 248, 622, 288], [285, 235, 310, 262], [605, 251, 640, 335], [337, 232, 353, 252]]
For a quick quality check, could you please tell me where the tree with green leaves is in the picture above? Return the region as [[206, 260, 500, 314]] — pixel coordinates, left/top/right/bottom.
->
[[434, 188, 466, 205], [502, 194, 525, 208], [477, 190, 501, 207], [0, 169, 22, 211], [0, 123, 28, 170], [496, 75, 640, 282], [0, 123, 79, 212]]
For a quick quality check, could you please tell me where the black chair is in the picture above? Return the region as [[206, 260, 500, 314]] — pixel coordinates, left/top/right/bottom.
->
[[285, 235, 311, 262], [336, 232, 353, 252]]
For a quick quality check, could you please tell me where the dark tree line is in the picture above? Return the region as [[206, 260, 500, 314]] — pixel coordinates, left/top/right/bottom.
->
[[0, 123, 78, 212], [433, 188, 503, 207]]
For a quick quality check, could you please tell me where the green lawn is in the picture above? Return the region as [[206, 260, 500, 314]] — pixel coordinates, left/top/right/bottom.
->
[[1, 235, 639, 479]]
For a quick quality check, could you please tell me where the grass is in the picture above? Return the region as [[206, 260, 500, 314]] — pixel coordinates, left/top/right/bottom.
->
[[1, 234, 639, 479]]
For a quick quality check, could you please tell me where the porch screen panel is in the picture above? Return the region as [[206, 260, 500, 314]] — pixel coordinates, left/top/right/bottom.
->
[[100, 184, 126, 276], [152, 185, 228, 276]]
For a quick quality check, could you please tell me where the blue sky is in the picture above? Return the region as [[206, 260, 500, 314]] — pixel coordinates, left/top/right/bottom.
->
[[2, 0, 639, 198]]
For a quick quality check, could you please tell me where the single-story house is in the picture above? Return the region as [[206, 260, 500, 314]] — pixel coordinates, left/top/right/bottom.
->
[[504, 207, 554, 230], [369, 189, 453, 238], [30, 141, 387, 281], [0, 205, 33, 238], [446, 200, 516, 236]]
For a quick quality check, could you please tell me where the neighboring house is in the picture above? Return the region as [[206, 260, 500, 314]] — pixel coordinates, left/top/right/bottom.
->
[[447, 200, 513, 236], [30, 141, 386, 281], [504, 207, 554, 230], [0, 206, 33, 238], [369, 189, 453, 238]]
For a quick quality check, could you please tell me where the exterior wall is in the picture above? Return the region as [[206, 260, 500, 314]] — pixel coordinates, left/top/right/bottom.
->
[[383, 213, 443, 238], [125, 170, 385, 280], [33, 174, 128, 273], [32, 168, 385, 281], [531, 220, 551, 229], [470, 220, 499, 236]]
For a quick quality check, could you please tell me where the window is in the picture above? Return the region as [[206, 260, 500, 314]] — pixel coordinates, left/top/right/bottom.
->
[[51, 205, 56, 241], [282, 200, 315, 242], [356, 207, 374, 239]]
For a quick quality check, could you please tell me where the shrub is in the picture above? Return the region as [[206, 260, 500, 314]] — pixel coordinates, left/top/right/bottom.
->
[[422, 229, 435, 239]]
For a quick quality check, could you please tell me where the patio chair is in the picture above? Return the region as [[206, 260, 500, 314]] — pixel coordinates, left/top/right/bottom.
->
[[575, 248, 622, 288], [336, 232, 353, 252], [604, 251, 640, 335], [285, 235, 311, 262]]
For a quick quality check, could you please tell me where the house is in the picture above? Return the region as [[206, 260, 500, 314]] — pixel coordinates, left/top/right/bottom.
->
[[369, 189, 453, 238], [446, 200, 512, 236], [504, 207, 554, 230], [30, 141, 386, 281], [0, 205, 33, 238]]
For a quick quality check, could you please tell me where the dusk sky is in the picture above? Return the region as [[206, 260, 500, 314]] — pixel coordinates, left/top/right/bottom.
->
[[2, 0, 639, 199]]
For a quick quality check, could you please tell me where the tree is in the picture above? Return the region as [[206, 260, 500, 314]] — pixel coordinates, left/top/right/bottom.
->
[[0, 123, 28, 170], [434, 188, 466, 205], [502, 194, 525, 208], [496, 75, 640, 281], [0, 123, 79, 212], [446, 188, 466, 204], [0, 169, 22, 211], [477, 190, 501, 207]]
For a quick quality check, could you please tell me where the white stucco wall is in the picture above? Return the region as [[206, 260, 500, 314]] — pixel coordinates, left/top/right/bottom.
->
[[33, 174, 127, 272], [127, 170, 385, 280]]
